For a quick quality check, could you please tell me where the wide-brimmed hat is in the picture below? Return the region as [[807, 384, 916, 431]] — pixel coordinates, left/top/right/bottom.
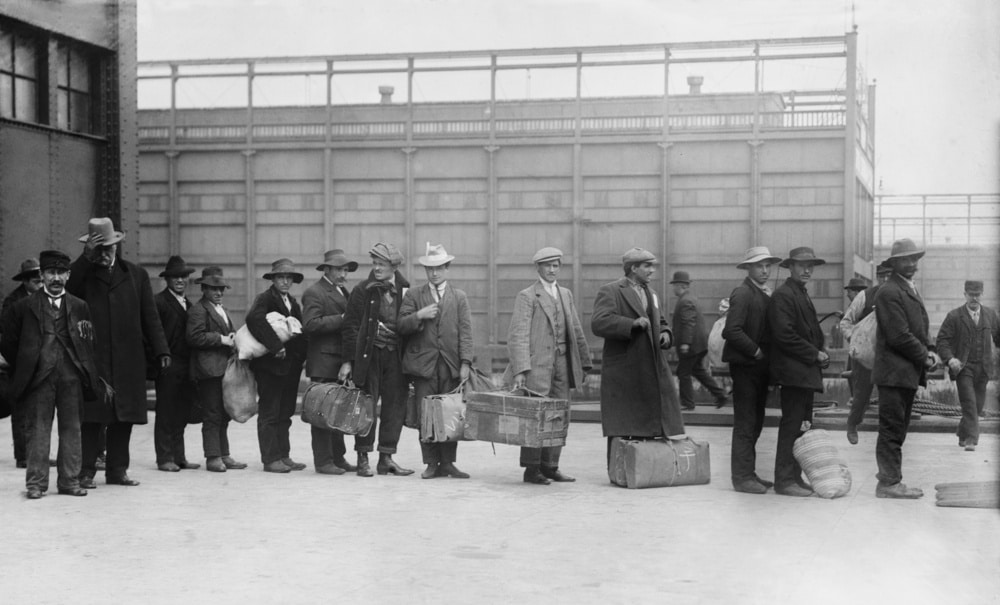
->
[[195, 266, 230, 289], [965, 280, 984, 294], [779, 247, 826, 268], [77, 217, 126, 245], [38, 251, 71, 273], [844, 278, 867, 291], [262, 258, 304, 283], [622, 247, 657, 266], [886, 238, 925, 261], [12, 257, 40, 281], [532, 247, 563, 264], [316, 249, 358, 272], [159, 255, 195, 278], [369, 242, 403, 266], [736, 246, 782, 269], [669, 271, 691, 284], [418, 243, 455, 267]]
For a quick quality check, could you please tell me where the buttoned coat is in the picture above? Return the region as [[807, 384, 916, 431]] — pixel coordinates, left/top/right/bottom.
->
[[186, 296, 235, 381], [155, 288, 193, 365], [301, 277, 351, 380], [722, 277, 771, 366], [767, 278, 826, 392], [506, 281, 592, 395], [66, 254, 169, 424], [398, 282, 474, 380], [591, 278, 684, 437], [936, 304, 1000, 372], [342, 270, 410, 385], [872, 274, 930, 389], [671, 290, 709, 357], [246, 285, 306, 377]]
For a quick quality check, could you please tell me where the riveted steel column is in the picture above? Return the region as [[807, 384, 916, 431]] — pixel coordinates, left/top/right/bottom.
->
[[166, 151, 179, 255], [659, 46, 672, 306], [486, 53, 499, 343], [843, 29, 858, 281], [243, 149, 256, 310], [749, 42, 763, 248], [572, 51, 583, 304], [323, 59, 333, 250]]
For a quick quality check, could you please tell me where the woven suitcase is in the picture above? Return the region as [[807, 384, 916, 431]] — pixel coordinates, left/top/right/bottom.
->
[[792, 429, 851, 498], [608, 437, 711, 489], [464, 389, 568, 448], [300, 382, 375, 436]]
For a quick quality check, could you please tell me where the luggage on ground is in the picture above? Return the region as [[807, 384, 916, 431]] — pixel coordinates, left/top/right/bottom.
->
[[608, 437, 711, 489], [300, 381, 375, 436], [792, 429, 852, 498], [464, 388, 568, 448]]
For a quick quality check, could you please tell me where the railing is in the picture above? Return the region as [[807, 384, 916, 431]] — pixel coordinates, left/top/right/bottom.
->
[[875, 194, 1000, 246]]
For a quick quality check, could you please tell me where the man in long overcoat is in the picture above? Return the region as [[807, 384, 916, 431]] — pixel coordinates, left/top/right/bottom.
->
[[670, 270, 728, 410], [67, 218, 170, 488], [767, 246, 829, 497], [2, 257, 43, 468], [591, 248, 686, 466]]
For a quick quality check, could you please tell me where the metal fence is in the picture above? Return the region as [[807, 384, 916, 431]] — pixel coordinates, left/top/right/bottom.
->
[[875, 194, 1000, 247]]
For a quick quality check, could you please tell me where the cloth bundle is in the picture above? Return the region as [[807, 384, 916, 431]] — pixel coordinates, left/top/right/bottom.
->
[[849, 312, 877, 369], [222, 356, 257, 423], [234, 312, 302, 360], [706, 316, 728, 370]]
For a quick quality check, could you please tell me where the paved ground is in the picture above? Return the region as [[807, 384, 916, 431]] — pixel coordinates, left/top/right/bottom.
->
[[0, 415, 997, 605]]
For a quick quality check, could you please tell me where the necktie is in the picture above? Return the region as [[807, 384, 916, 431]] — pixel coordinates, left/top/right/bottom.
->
[[436, 286, 445, 302], [50, 297, 59, 310]]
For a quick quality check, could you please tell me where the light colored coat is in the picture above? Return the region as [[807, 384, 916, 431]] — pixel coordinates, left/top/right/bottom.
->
[[398, 282, 474, 379]]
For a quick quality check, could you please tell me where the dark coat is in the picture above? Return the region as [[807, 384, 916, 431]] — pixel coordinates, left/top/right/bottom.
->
[[936, 304, 1000, 370], [155, 289, 193, 363], [398, 282, 474, 380], [672, 290, 709, 356], [342, 270, 410, 385], [873, 274, 930, 389], [66, 254, 169, 424], [301, 277, 351, 380], [767, 278, 825, 392], [186, 297, 235, 381], [722, 277, 770, 366], [246, 285, 306, 377], [0, 284, 31, 332], [591, 278, 684, 438]]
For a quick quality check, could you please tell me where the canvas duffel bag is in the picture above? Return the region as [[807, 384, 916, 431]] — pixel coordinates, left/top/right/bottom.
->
[[608, 437, 711, 489], [300, 381, 375, 436]]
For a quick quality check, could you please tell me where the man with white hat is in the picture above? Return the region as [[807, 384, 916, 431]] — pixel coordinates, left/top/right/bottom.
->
[[399, 243, 474, 479], [722, 246, 782, 494], [2, 257, 43, 469], [506, 246, 592, 485]]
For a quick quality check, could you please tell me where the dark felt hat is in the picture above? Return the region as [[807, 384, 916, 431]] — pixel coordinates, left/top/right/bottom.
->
[[779, 247, 826, 268], [195, 266, 230, 289], [316, 249, 358, 272], [965, 280, 984, 294], [159, 255, 195, 278], [12, 257, 40, 281], [886, 238, 925, 261], [262, 258, 304, 283], [844, 278, 867, 291], [669, 271, 691, 284]]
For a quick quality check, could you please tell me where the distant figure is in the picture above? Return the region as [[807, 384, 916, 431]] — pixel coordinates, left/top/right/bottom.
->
[[670, 270, 728, 410], [2, 257, 43, 469]]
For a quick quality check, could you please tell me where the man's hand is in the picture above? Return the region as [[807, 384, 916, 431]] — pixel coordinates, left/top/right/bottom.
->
[[76, 320, 94, 341], [925, 352, 941, 370], [816, 350, 830, 369], [753, 348, 765, 360], [513, 372, 526, 389], [460, 362, 471, 382], [416, 303, 439, 321], [275, 347, 287, 360], [659, 331, 672, 350], [338, 362, 352, 382], [159, 355, 172, 369], [84, 232, 105, 262], [947, 358, 962, 374], [633, 317, 650, 331], [221, 333, 235, 348]]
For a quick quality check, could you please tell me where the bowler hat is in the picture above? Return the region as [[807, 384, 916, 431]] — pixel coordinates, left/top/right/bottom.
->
[[669, 271, 691, 284], [159, 255, 195, 278], [316, 249, 358, 272], [418, 243, 455, 267], [77, 217, 126, 245], [369, 242, 403, 266], [965, 280, 984, 294], [844, 278, 867, 291], [622, 247, 657, 266], [532, 247, 563, 264], [262, 259, 304, 283], [886, 238, 925, 261], [737, 246, 782, 269], [779, 247, 826, 268], [195, 266, 230, 289], [39, 250, 71, 273], [12, 258, 40, 281]]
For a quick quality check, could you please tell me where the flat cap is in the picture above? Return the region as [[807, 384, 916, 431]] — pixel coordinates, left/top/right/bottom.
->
[[369, 242, 403, 266], [965, 280, 984, 294], [532, 247, 563, 264], [622, 247, 657, 266]]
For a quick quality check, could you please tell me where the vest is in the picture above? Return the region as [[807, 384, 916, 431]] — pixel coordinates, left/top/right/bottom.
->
[[967, 313, 984, 364], [31, 301, 81, 389]]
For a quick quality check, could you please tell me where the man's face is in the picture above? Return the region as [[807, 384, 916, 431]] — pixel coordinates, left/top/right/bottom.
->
[[24, 275, 43, 294], [424, 263, 449, 287], [272, 274, 294, 294], [536, 260, 560, 283], [746, 261, 772, 285], [788, 261, 814, 284], [671, 282, 687, 297], [631, 262, 656, 286], [42, 268, 70, 295], [203, 285, 225, 305], [323, 265, 350, 286], [94, 244, 117, 268], [167, 276, 187, 296], [890, 255, 919, 280], [965, 290, 982, 311], [846, 289, 859, 302], [371, 257, 394, 282]]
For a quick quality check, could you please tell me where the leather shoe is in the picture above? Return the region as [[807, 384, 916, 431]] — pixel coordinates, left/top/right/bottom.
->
[[734, 478, 768, 494], [316, 463, 346, 475], [775, 483, 813, 497], [158, 462, 181, 472], [523, 467, 551, 485], [876, 482, 923, 499], [221, 456, 247, 470], [754, 475, 774, 489], [57, 487, 88, 497], [106, 474, 140, 486], [281, 457, 306, 471], [541, 467, 575, 482], [377, 456, 414, 476], [356, 453, 374, 477], [436, 462, 470, 479], [714, 396, 730, 409], [846, 423, 859, 445], [79, 476, 97, 490], [681, 404, 696, 411], [422, 463, 441, 479], [263, 460, 291, 473], [26, 487, 44, 500], [95, 455, 106, 471], [333, 457, 357, 473], [964, 441, 976, 452], [206, 457, 227, 473], [177, 461, 201, 470]]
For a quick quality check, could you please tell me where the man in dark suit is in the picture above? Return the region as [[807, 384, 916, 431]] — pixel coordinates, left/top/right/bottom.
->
[[301, 249, 359, 475], [153, 256, 200, 472], [399, 243, 474, 480], [936, 281, 998, 453], [722, 246, 782, 494], [2, 257, 43, 469], [1, 250, 102, 499], [767, 246, 830, 497], [248, 259, 308, 474], [670, 270, 728, 410], [872, 238, 938, 499]]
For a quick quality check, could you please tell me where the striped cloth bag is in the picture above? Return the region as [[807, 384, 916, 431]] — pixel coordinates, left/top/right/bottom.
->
[[793, 429, 852, 498]]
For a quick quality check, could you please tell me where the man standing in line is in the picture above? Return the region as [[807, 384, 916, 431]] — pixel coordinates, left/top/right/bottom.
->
[[399, 243, 474, 480], [767, 247, 829, 497], [722, 246, 783, 494], [2, 257, 43, 469], [301, 249, 360, 475], [670, 270, 729, 410], [507, 247, 592, 485], [68, 218, 170, 489], [872, 238, 937, 499], [935, 280, 999, 453]]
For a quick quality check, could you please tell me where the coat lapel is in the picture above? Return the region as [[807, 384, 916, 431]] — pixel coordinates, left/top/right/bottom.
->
[[533, 281, 558, 330], [202, 298, 232, 333], [618, 279, 648, 319]]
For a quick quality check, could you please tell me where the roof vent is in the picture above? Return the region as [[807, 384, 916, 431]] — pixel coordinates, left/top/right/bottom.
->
[[378, 85, 394, 104], [687, 76, 704, 94]]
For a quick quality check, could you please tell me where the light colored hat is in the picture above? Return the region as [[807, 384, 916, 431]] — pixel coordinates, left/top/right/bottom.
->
[[886, 238, 925, 261], [737, 246, 782, 269], [622, 247, 657, 266], [369, 242, 403, 266], [418, 243, 455, 267], [262, 258, 304, 283], [12, 258, 40, 281], [316, 249, 358, 272], [779, 246, 826, 269], [532, 247, 563, 264], [77, 217, 126, 245]]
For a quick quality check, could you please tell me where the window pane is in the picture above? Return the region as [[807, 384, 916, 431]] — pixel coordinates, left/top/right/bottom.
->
[[57, 88, 69, 129], [13, 34, 36, 75], [0, 29, 12, 71], [70, 48, 90, 91], [14, 77, 36, 121], [57, 43, 69, 86], [71, 91, 91, 132], [0, 76, 12, 117]]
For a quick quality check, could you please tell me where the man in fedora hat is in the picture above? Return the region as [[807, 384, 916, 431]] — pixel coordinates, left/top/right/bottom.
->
[[186, 267, 247, 473], [340, 242, 414, 476], [399, 243, 474, 479], [767, 246, 830, 497], [722, 246, 783, 494], [301, 249, 360, 475], [506, 246, 592, 485], [2, 257, 43, 468], [670, 270, 729, 411], [68, 217, 170, 488], [2, 250, 103, 499], [839, 262, 893, 445], [247, 259, 308, 473], [935, 280, 999, 453], [871, 238, 937, 499], [152, 256, 201, 472]]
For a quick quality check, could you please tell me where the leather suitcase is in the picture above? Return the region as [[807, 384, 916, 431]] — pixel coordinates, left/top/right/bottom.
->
[[300, 382, 375, 436], [464, 389, 569, 448], [608, 437, 711, 489], [420, 391, 468, 442]]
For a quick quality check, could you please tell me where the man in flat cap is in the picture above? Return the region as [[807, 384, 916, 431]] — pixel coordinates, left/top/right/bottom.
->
[[399, 243, 474, 479], [722, 246, 782, 494], [592, 248, 686, 466], [301, 249, 360, 475], [839, 262, 892, 445], [506, 246, 592, 485], [2, 250, 102, 499], [936, 280, 999, 452], [871, 238, 937, 499], [68, 217, 170, 488], [767, 246, 830, 497], [340, 243, 414, 477], [152, 256, 201, 472], [670, 270, 729, 411], [2, 257, 43, 468], [248, 259, 308, 473]]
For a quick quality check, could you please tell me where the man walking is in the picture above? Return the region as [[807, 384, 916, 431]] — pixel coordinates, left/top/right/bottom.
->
[[2, 257, 43, 469], [670, 270, 729, 410]]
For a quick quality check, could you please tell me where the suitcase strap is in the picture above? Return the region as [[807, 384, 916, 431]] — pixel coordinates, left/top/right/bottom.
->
[[664, 439, 697, 486]]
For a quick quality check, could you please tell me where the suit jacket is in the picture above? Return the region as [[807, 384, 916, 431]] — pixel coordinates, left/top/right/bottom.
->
[[936, 304, 1000, 372], [722, 277, 770, 366], [672, 290, 709, 357], [0, 283, 30, 334], [342, 270, 410, 385], [767, 278, 826, 392], [246, 285, 306, 376], [398, 282, 474, 380], [155, 289, 193, 362], [301, 277, 351, 380], [506, 280, 592, 396], [186, 296, 235, 381], [872, 274, 929, 389]]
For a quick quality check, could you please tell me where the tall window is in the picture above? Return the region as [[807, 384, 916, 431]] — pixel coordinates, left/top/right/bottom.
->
[[57, 40, 95, 133], [0, 22, 40, 123]]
